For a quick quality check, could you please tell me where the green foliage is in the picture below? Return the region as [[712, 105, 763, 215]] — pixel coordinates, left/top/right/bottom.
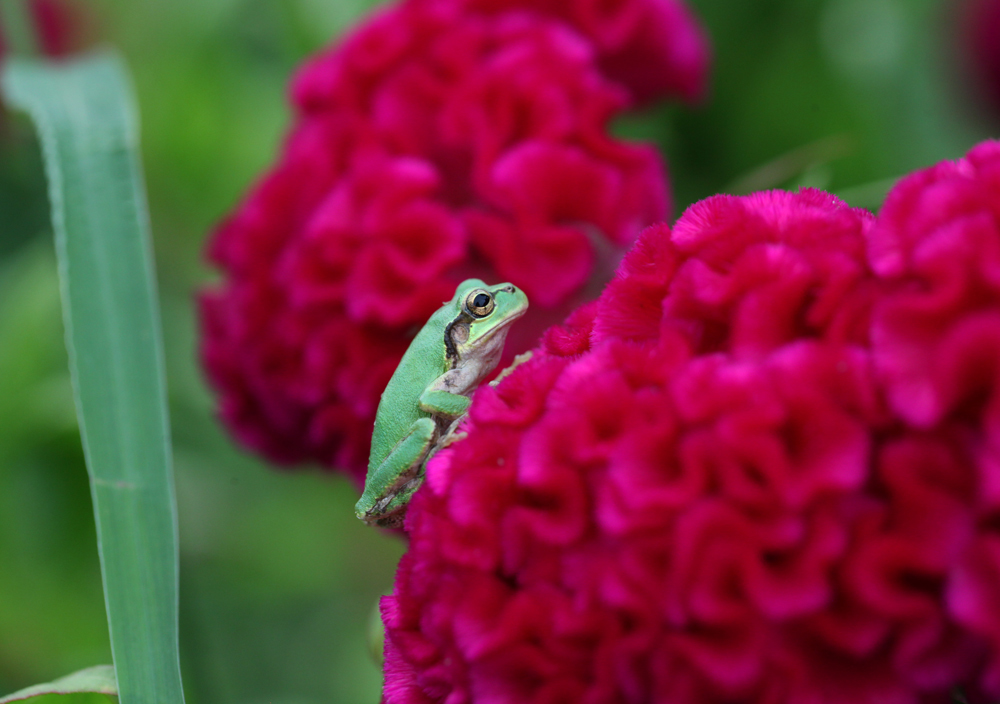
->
[[627, 0, 989, 214], [2, 53, 184, 703]]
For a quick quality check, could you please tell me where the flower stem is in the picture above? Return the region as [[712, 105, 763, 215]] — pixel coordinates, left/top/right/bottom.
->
[[0, 0, 39, 57]]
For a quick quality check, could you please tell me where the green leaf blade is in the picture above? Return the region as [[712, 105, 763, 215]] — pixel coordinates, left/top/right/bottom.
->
[[1, 53, 184, 704], [0, 666, 117, 704]]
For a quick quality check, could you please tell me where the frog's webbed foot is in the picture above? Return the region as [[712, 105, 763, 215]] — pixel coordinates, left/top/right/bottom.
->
[[439, 430, 468, 448], [436, 415, 468, 450], [355, 417, 436, 527]]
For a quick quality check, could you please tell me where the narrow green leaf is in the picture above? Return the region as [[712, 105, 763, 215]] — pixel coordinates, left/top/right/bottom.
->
[[724, 134, 853, 195], [0, 666, 117, 703], [1, 54, 185, 704]]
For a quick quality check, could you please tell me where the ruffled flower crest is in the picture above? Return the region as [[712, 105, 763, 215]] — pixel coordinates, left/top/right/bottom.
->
[[201, 0, 710, 479], [384, 166, 1000, 702]]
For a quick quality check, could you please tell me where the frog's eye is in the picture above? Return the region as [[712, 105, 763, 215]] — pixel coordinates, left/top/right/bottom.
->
[[467, 290, 495, 318]]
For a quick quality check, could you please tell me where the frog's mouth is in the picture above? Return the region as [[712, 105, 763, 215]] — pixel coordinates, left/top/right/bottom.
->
[[483, 306, 526, 335]]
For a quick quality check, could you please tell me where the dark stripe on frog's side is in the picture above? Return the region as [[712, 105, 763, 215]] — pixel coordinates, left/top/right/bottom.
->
[[443, 315, 471, 367]]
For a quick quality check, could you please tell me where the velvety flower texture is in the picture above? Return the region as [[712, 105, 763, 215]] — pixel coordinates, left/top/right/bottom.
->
[[201, 0, 709, 478], [384, 159, 1000, 704], [870, 141, 1000, 696]]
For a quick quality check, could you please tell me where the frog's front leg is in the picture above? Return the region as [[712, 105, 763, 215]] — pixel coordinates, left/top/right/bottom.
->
[[419, 382, 474, 448], [418, 388, 471, 418], [355, 417, 436, 528]]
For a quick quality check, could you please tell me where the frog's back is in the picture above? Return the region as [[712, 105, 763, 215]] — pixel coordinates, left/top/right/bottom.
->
[[368, 306, 453, 473]]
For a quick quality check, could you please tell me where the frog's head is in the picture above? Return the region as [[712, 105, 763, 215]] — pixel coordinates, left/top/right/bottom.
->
[[445, 279, 529, 363]]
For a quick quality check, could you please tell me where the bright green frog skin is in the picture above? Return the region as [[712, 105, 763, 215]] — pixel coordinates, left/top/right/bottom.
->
[[355, 279, 529, 528]]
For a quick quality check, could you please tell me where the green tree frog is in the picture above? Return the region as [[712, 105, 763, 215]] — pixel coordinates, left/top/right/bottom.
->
[[355, 279, 529, 528]]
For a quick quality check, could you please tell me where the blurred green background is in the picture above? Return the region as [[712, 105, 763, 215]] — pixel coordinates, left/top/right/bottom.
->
[[0, 0, 993, 702]]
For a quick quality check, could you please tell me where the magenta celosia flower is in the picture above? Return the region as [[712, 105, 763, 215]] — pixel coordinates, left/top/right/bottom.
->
[[960, 0, 1000, 117], [201, 0, 710, 478], [869, 140, 1000, 694], [383, 182, 1000, 703], [28, 0, 84, 55], [869, 141, 1000, 430], [0, 0, 85, 59], [411, 0, 709, 104]]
